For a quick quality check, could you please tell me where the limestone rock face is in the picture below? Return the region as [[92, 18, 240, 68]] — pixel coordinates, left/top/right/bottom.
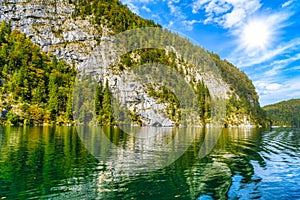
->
[[0, 0, 102, 65]]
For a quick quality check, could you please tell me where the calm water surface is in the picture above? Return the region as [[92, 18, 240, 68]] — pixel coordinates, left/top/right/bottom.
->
[[0, 127, 299, 199]]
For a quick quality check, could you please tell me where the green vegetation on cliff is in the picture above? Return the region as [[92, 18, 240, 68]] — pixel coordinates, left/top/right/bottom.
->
[[264, 99, 300, 127], [119, 48, 212, 126], [0, 21, 117, 126], [0, 21, 75, 125], [210, 53, 269, 127]]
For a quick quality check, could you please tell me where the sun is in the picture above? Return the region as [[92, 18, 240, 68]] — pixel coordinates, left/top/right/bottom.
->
[[241, 19, 272, 51]]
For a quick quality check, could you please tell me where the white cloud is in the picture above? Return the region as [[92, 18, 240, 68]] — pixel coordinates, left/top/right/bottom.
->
[[159, 0, 187, 30], [264, 66, 282, 77], [264, 53, 300, 76], [291, 66, 300, 70], [255, 81, 282, 94], [126, 0, 153, 3], [192, 0, 210, 14], [120, 0, 159, 14], [183, 20, 201, 30], [168, 2, 177, 14], [192, 0, 261, 29], [230, 38, 300, 68], [165, 21, 174, 29], [122, 0, 140, 14], [150, 14, 163, 23], [167, 0, 184, 18], [205, 1, 231, 15], [222, 8, 246, 28], [256, 78, 300, 106], [282, 0, 293, 8], [142, 5, 151, 12]]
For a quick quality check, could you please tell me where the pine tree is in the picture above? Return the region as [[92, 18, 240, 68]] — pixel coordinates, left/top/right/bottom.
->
[[99, 80, 113, 125], [47, 73, 59, 119], [32, 85, 43, 104], [64, 92, 73, 121], [197, 79, 211, 124], [95, 82, 103, 116]]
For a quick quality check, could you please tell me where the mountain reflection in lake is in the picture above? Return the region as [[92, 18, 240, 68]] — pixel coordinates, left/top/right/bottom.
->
[[0, 127, 299, 199]]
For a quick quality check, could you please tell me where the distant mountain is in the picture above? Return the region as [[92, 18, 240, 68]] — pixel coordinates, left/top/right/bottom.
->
[[0, 0, 269, 127], [264, 99, 300, 127]]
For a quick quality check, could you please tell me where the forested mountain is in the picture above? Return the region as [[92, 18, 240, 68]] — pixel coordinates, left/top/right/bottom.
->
[[264, 99, 300, 127], [0, 0, 269, 127]]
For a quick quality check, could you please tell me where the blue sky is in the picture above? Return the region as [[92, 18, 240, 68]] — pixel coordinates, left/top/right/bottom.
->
[[120, 0, 300, 106]]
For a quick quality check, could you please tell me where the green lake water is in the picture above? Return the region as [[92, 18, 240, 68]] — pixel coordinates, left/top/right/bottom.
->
[[0, 126, 299, 199]]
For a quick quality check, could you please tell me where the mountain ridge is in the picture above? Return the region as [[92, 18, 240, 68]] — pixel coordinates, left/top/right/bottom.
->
[[264, 99, 300, 127], [0, 0, 269, 127]]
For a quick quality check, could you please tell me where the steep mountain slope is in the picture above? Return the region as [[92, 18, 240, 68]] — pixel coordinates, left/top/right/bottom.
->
[[0, 0, 269, 127], [264, 99, 300, 127]]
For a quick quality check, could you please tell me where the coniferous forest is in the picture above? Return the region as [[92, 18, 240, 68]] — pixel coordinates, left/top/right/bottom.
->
[[264, 99, 300, 127], [0, 21, 75, 125]]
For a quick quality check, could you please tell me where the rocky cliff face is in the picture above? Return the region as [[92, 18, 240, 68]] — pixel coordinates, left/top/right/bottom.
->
[[0, 0, 265, 127], [0, 0, 105, 65]]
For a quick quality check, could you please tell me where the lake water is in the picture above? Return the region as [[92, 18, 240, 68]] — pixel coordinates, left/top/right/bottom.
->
[[0, 126, 299, 199]]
